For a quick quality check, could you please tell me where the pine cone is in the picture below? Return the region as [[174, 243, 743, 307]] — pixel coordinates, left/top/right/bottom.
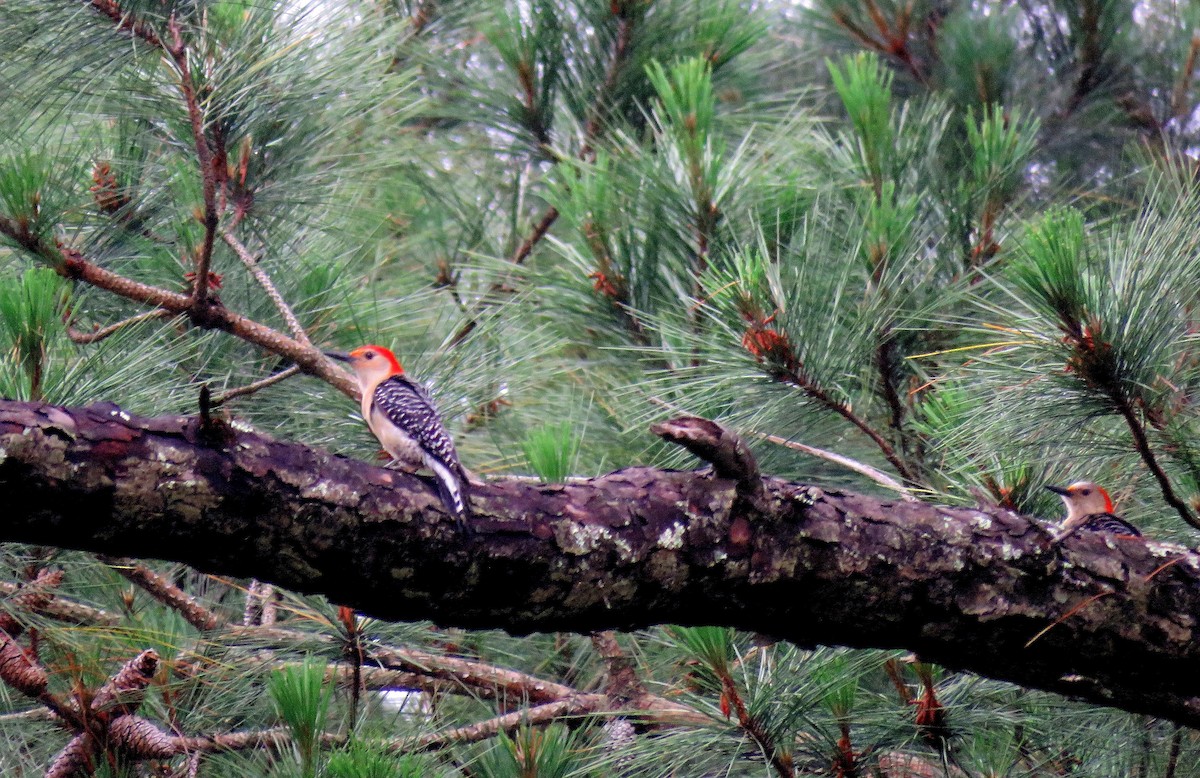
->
[[0, 632, 47, 697], [92, 649, 158, 716], [109, 715, 178, 759]]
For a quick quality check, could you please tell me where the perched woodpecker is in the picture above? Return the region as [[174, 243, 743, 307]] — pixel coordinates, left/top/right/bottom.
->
[[327, 345, 470, 528], [1046, 481, 1141, 537]]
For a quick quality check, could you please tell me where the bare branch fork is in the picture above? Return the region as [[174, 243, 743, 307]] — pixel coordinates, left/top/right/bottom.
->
[[0, 216, 359, 398], [4, 400, 1200, 728]]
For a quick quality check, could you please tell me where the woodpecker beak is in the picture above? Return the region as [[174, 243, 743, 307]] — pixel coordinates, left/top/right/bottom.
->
[[324, 350, 352, 362], [1045, 485, 1071, 497]]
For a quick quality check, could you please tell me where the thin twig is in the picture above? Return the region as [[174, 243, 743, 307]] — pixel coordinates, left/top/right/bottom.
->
[[1113, 397, 1200, 530], [1172, 36, 1200, 122], [1067, 0, 1104, 113], [1165, 723, 1183, 778], [758, 433, 918, 501], [166, 17, 219, 310], [65, 309, 173, 345], [875, 336, 911, 453], [221, 231, 310, 345], [1024, 591, 1112, 649], [211, 366, 301, 407]]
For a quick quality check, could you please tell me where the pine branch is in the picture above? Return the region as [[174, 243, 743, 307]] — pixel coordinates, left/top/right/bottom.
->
[[719, 671, 794, 778], [0, 214, 358, 397], [165, 17, 219, 310], [831, 1, 929, 85], [104, 558, 220, 631], [412, 697, 597, 751], [85, 0, 163, 48], [448, 7, 637, 348], [0, 581, 119, 626], [221, 231, 311, 346], [4, 401, 1200, 726], [1112, 397, 1199, 530], [510, 6, 635, 264]]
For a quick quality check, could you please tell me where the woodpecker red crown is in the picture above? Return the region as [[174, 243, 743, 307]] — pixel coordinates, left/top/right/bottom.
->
[[348, 344, 403, 374]]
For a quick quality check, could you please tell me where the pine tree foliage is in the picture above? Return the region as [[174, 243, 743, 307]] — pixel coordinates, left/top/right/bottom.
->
[[5, 0, 1200, 775]]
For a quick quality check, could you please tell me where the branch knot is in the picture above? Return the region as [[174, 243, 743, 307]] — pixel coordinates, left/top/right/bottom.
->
[[651, 416, 762, 500]]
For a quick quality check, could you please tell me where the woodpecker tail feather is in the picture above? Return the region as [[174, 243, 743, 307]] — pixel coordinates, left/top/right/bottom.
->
[[425, 455, 471, 533]]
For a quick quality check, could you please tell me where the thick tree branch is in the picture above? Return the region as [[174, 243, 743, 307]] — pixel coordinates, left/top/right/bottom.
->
[[3, 400, 1200, 727]]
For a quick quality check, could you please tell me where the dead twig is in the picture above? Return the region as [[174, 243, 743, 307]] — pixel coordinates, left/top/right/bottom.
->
[[211, 366, 301, 407], [411, 697, 598, 751], [66, 309, 173, 345], [222, 231, 310, 345], [758, 433, 918, 501]]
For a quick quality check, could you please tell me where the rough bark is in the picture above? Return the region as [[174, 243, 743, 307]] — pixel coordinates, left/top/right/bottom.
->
[[1, 400, 1199, 726]]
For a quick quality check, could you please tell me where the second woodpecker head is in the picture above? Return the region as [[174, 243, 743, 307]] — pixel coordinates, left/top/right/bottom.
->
[[1046, 481, 1114, 524], [326, 344, 403, 384]]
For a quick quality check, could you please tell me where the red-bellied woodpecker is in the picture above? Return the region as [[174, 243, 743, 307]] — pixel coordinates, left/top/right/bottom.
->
[[1046, 481, 1140, 537], [326, 345, 470, 529]]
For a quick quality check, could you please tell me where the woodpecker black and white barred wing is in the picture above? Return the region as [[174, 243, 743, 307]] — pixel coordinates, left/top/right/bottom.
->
[[373, 376, 461, 469], [1079, 512, 1141, 536], [373, 375, 470, 521]]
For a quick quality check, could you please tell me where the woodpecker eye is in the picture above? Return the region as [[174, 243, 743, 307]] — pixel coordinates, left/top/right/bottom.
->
[[1080, 489, 1091, 495], [364, 352, 375, 360]]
